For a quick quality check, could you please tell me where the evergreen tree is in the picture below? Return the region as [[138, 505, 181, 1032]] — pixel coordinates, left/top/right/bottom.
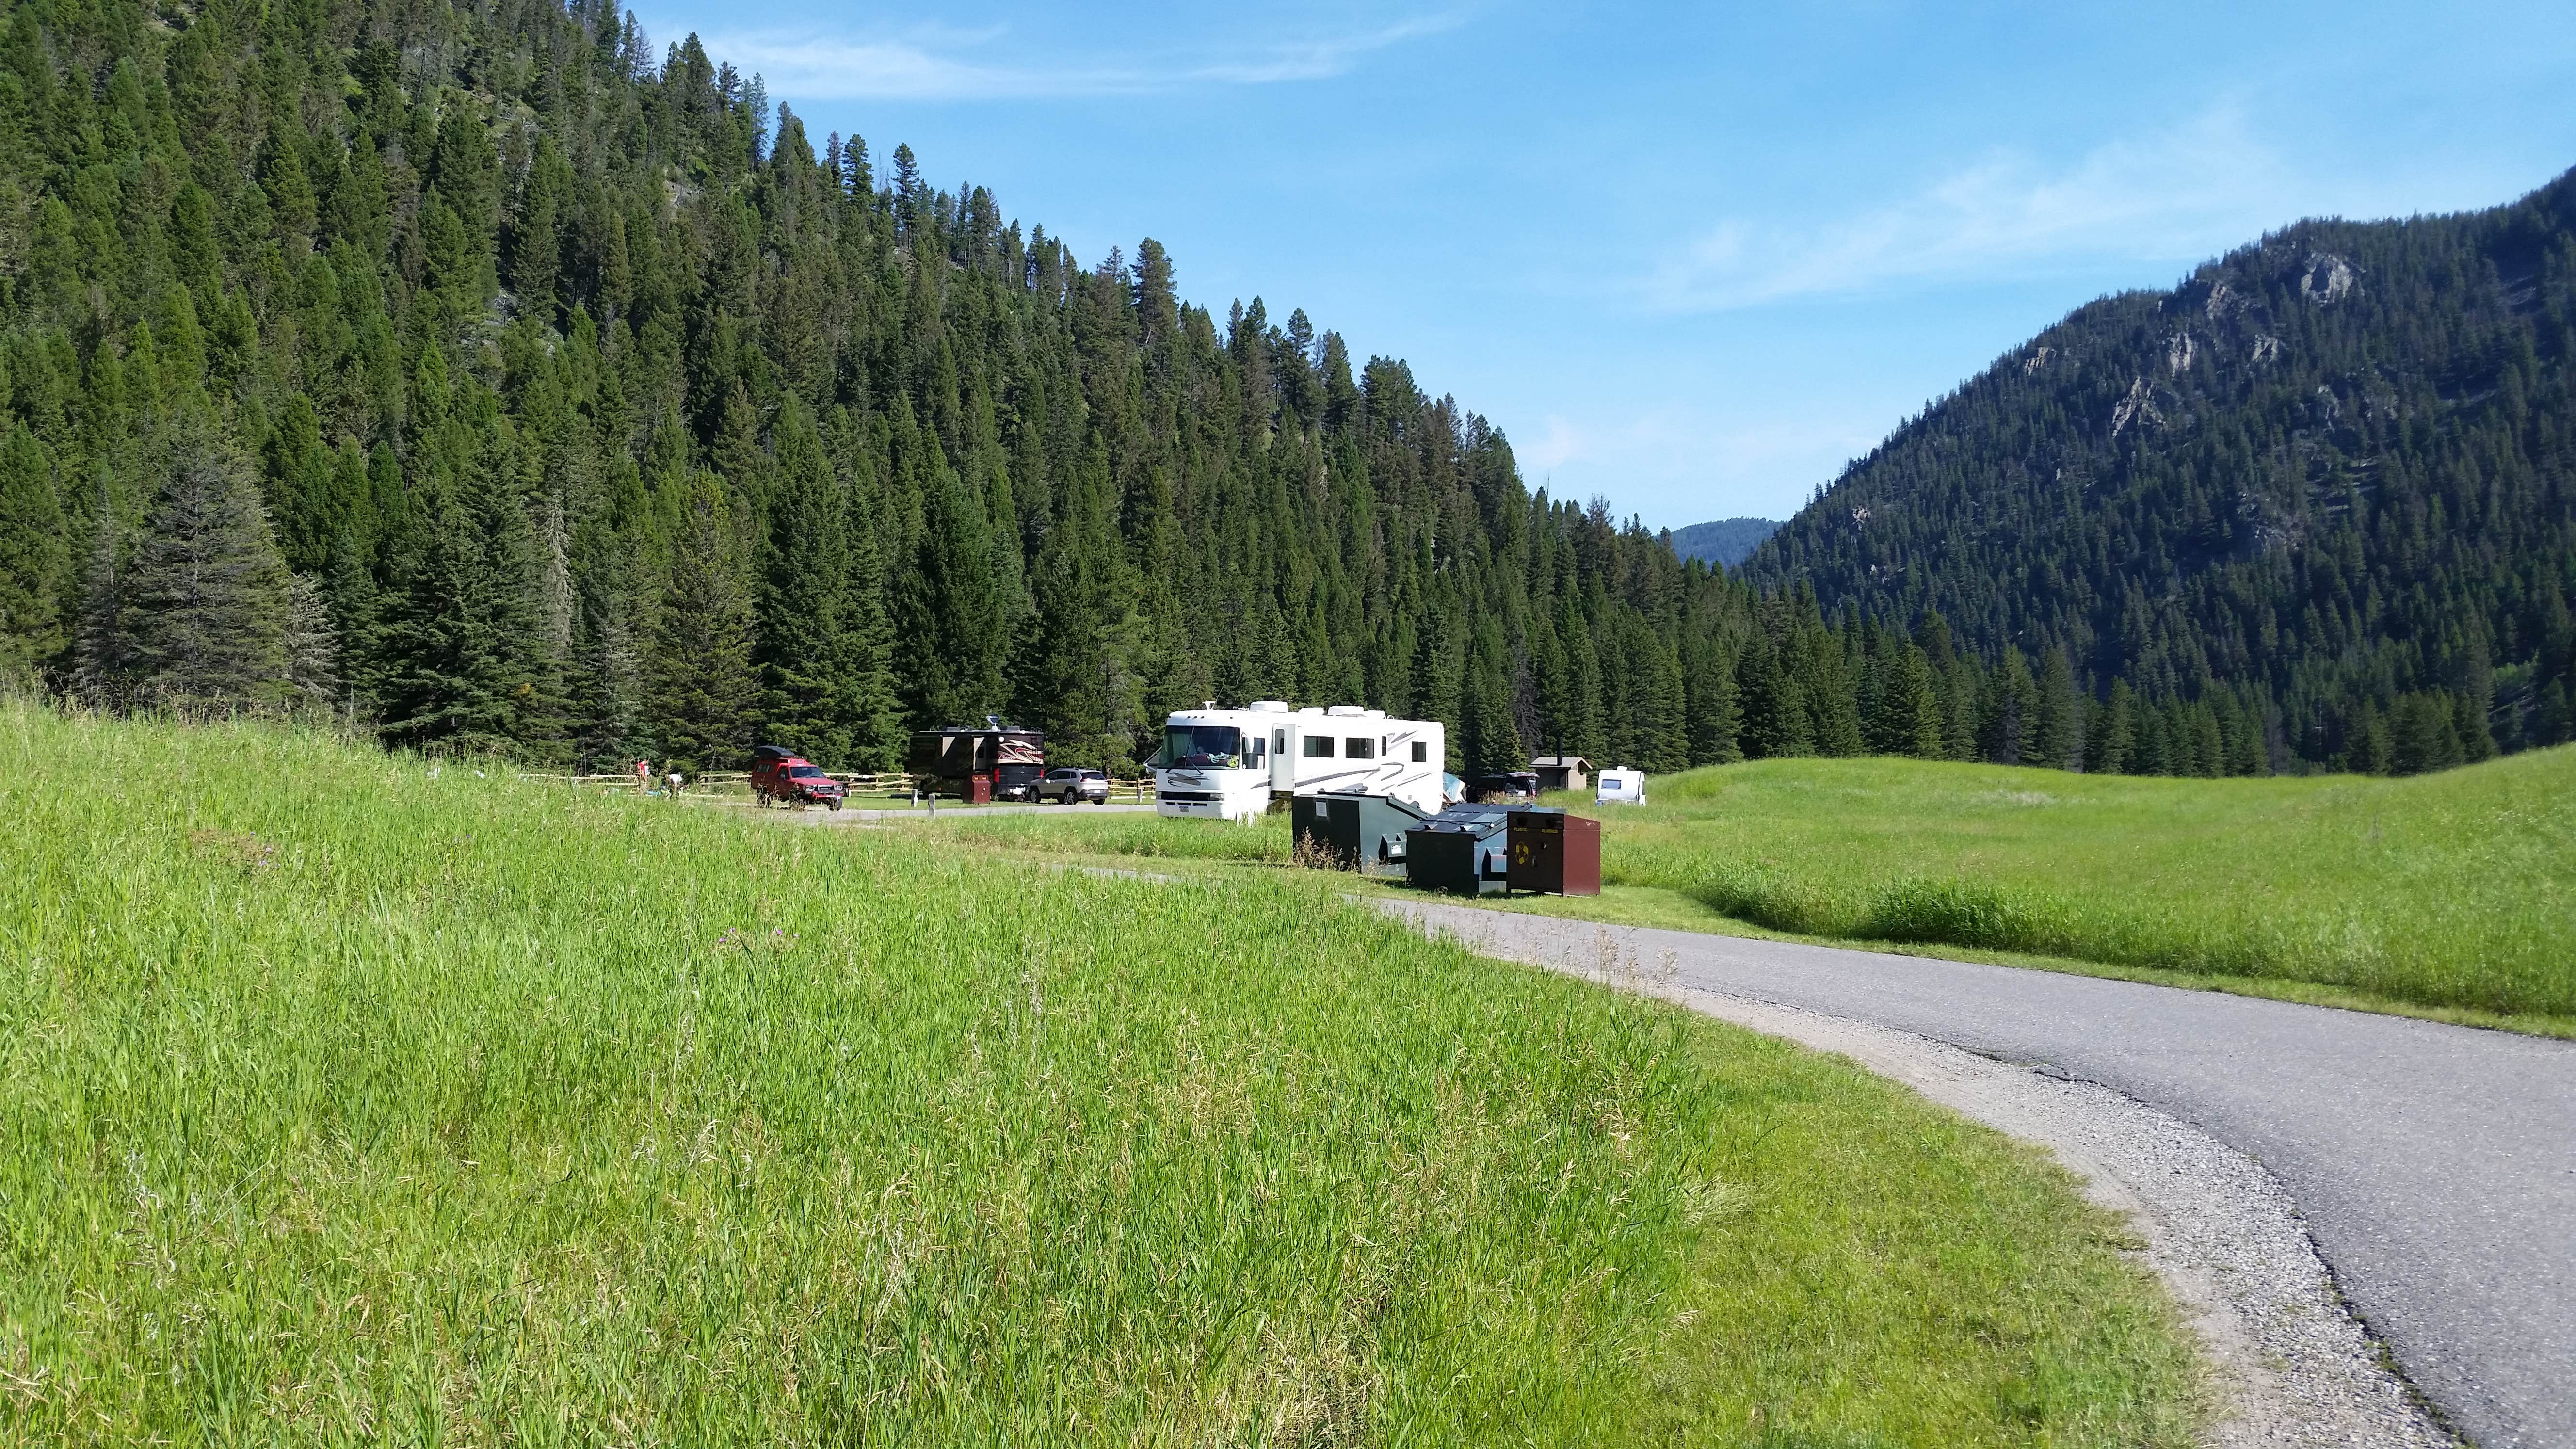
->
[[1981, 647, 2037, 765], [755, 397, 851, 759], [2088, 679, 2136, 774], [283, 572, 340, 710], [1874, 644, 1946, 759], [649, 474, 758, 771], [0, 426, 67, 683], [1459, 617, 1521, 776], [377, 402, 548, 753], [124, 418, 290, 711], [2028, 646, 2082, 768]]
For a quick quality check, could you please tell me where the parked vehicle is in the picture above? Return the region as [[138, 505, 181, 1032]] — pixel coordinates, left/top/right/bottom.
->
[[1465, 771, 1541, 802], [750, 745, 847, 810], [907, 723, 1046, 801], [1595, 767, 1647, 805], [1152, 701, 1448, 822], [1038, 767, 1109, 804]]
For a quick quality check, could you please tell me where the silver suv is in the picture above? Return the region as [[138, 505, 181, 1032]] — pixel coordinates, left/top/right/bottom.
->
[[1038, 768, 1109, 804]]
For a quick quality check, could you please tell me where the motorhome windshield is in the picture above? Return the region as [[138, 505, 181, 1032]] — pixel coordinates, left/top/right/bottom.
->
[[1164, 724, 1243, 769]]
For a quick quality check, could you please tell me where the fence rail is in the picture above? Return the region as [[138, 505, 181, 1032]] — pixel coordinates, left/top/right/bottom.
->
[[520, 769, 1161, 804]]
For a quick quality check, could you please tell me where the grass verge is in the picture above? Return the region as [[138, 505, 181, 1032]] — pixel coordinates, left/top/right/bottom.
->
[[0, 706, 2199, 1445]]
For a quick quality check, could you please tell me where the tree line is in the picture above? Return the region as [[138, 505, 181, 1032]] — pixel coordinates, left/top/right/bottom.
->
[[0, 0, 2527, 784]]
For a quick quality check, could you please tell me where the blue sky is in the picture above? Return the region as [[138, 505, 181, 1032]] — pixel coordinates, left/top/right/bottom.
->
[[627, 0, 2576, 529]]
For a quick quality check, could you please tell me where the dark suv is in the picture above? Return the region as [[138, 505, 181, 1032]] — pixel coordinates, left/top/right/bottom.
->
[[1037, 767, 1109, 804], [751, 746, 848, 810]]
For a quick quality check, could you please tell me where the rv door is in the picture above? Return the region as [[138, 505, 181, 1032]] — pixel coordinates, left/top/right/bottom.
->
[[1271, 727, 1293, 790]]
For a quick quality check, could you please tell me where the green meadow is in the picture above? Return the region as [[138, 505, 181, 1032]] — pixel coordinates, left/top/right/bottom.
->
[[0, 706, 2195, 1446], [944, 747, 2576, 1030]]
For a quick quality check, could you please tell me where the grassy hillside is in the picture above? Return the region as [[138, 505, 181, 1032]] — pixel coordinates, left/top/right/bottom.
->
[[946, 748, 2576, 1028], [0, 707, 2195, 1446]]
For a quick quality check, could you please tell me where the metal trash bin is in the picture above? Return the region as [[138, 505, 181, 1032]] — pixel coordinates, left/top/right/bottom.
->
[[1292, 792, 1430, 876], [1403, 805, 1520, 896], [1507, 809, 1600, 896]]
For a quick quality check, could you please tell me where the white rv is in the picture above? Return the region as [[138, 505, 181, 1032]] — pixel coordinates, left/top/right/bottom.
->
[[1154, 701, 1449, 821]]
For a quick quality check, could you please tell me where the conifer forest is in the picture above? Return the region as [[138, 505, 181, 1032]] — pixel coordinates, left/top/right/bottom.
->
[[0, 0, 2566, 780]]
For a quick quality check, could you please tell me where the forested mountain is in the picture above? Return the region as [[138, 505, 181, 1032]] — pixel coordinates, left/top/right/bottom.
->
[[0, 0, 1755, 777], [1669, 517, 1778, 571], [0, 0, 2531, 785], [1745, 169, 2576, 770]]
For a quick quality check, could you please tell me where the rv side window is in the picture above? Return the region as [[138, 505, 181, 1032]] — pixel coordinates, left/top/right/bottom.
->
[[1411, 741, 1427, 762], [1303, 736, 1335, 758], [1345, 737, 1375, 759], [1247, 737, 1265, 764]]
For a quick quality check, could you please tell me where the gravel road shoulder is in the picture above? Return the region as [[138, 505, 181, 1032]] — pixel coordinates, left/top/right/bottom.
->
[[1408, 910, 2459, 1449]]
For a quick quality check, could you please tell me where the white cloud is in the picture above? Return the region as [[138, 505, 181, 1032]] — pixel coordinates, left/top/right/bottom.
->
[[704, 15, 1459, 102], [1646, 103, 2315, 311], [1522, 414, 1584, 471]]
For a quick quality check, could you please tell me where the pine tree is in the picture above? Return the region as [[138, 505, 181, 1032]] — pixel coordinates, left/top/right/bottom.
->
[[1459, 617, 1521, 775], [1981, 646, 2037, 765], [2089, 679, 2136, 773], [2028, 646, 2081, 769], [377, 392, 549, 753], [648, 473, 757, 771], [124, 417, 290, 711], [283, 572, 340, 710], [1879, 644, 1945, 758], [0, 426, 67, 683], [755, 397, 852, 760]]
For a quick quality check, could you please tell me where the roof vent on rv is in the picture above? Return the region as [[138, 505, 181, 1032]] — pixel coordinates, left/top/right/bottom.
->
[[1248, 700, 1289, 712], [1326, 705, 1366, 717]]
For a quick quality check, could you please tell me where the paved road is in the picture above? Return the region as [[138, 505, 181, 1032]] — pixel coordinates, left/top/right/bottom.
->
[[1382, 902, 2576, 1449]]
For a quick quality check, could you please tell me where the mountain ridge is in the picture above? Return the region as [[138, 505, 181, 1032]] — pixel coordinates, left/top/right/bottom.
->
[[1668, 516, 1779, 571], [1744, 166, 2576, 765]]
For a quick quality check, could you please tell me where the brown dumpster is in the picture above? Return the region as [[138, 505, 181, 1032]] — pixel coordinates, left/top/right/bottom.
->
[[1507, 810, 1599, 896], [966, 775, 994, 805]]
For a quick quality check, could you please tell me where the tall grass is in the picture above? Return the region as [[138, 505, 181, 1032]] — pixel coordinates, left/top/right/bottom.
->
[[0, 707, 2195, 1445]]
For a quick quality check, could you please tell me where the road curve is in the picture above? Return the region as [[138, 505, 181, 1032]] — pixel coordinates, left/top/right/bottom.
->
[[1379, 901, 2576, 1449]]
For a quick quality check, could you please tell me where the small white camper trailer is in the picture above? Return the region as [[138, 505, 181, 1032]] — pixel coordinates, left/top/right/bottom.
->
[[1594, 768, 1646, 805], [1154, 702, 1448, 822]]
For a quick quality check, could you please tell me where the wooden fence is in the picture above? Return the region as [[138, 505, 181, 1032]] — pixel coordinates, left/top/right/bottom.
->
[[520, 770, 1159, 804]]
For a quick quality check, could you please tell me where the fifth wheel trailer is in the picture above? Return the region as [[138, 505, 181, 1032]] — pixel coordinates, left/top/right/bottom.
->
[[908, 725, 1046, 801]]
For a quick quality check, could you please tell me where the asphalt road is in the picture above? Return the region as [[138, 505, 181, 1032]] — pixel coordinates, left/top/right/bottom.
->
[[1381, 901, 2576, 1449]]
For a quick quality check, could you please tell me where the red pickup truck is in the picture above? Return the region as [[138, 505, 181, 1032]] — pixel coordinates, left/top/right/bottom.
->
[[750, 746, 847, 810]]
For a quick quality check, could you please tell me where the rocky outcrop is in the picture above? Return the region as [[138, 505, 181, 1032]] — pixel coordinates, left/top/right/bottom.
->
[[2167, 331, 2197, 376], [2299, 252, 2356, 305], [2112, 376, 2165, 437]]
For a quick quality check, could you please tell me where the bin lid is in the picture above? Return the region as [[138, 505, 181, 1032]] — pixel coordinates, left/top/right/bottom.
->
[[1410, 803, 1525, 838]]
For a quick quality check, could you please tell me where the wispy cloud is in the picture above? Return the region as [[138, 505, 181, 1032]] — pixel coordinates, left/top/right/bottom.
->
[[703, 15, 1459, 102], [1645, 104, 2311, 311]]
